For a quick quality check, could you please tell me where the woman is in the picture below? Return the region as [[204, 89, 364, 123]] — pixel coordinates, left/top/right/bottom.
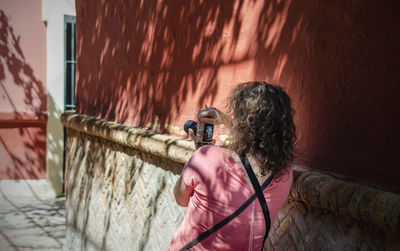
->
[[169, 81, 296, 251]]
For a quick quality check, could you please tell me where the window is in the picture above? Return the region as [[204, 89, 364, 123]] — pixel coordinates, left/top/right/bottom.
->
[[64, 15, 76, 110]]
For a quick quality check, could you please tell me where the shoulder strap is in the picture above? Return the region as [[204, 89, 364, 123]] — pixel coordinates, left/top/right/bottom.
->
[[239, 155, 274, 251], [180, 157, 274, 251]]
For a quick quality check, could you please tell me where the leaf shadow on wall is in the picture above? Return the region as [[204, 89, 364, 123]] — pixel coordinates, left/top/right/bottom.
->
[[75, 0, 304, 134], [0, 10, 63, 188], [75, 0, 400, 192], [249, 1, 400, 191]]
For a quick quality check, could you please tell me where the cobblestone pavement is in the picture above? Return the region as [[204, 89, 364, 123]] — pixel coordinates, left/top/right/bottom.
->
[[0, 195, 66, 250]]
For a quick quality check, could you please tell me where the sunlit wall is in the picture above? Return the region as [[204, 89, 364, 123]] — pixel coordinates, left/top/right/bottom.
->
[[75, 0, 400, 192], [0, 0, 47, 179]]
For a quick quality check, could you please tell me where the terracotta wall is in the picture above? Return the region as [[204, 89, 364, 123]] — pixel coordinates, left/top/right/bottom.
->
[[75, 0, 400, 192], [0, 0, 47, 179]]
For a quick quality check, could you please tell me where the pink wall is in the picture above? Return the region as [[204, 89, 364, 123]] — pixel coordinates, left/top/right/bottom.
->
[[75, 0, 400, 192], [0, 0, 47, 179]]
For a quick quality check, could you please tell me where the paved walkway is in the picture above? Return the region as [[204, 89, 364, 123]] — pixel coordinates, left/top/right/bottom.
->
[[0, 195, 66, 250]]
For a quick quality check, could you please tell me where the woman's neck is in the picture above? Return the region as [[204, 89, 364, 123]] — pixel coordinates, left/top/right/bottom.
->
[[246, 153, 265, 178]]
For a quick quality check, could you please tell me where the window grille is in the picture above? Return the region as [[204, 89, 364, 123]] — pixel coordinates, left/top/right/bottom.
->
[[64, 15, 76, 110]]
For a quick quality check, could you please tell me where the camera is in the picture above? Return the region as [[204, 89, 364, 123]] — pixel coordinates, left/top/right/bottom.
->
[[184, 120, 214, 144]]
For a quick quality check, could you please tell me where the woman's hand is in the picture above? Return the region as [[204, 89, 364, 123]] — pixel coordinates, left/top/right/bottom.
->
[[197, 107, 233, 129], [187, 128, 200, 149], [188, 127, 216, 149]]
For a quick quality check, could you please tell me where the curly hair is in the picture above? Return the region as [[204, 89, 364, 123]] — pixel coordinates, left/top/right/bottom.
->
[[228, 81, 296, 178]]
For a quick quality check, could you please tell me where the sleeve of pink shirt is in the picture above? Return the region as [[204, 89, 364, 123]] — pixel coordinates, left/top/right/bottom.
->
[[181, 146, 209, 190]]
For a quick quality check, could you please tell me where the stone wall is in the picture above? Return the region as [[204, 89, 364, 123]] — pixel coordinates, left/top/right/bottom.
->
[[62, 111, 400, 250]]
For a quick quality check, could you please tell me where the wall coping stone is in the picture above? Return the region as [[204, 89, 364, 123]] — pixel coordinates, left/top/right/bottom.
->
[[61, 111, 400, 233], [61, 111, 195, 164]]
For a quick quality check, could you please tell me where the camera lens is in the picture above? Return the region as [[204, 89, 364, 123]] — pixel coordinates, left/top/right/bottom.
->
[[184, 120, 197, 135]]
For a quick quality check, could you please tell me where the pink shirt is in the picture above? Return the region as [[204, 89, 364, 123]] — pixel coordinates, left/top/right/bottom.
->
[[169, 145, 293, 251]]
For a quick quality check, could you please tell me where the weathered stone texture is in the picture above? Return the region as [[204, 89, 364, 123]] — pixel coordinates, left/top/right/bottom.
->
[[64, 129, 186, 250], [62, 112, 400, 250], [267, 199, 400, 250]]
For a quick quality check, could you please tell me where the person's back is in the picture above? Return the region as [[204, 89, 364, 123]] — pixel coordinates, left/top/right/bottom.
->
[[169, 145, 293, 251]]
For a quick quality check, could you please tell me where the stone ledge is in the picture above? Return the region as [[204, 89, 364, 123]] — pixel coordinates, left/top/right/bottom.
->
[[291, 167, 400, 233], [61, 111, 195, 164], [61, 111, 400, 233]]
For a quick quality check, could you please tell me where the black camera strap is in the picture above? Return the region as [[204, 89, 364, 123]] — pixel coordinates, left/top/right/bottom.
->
[[180, 155, 274, 251], [239, 155, 272, 251]]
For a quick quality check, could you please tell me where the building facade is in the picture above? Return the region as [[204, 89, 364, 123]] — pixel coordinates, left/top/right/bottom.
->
[[0, 0, 75, 198]]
